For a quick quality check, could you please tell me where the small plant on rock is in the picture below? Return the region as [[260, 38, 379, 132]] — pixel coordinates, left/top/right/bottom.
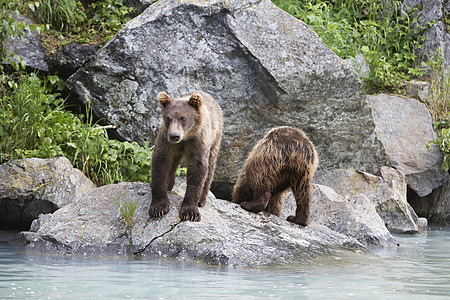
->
[[115, 196, 138, 229]]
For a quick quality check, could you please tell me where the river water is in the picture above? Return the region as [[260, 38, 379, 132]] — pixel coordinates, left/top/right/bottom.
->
[[1, 229, 450, 299]]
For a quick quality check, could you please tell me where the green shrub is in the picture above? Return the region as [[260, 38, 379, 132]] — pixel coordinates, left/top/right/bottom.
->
[[424, 49, 450, 172], [271, 0, 424, 93], [88, 0, 135, 39], [33, 0, 87, 32], [0, 72, 154, 185], [428, 115, 450, 172]]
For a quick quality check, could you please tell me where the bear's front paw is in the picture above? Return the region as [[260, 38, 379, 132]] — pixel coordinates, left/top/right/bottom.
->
[[148, 202, 169, 219], [287, 215, 308, 226], [180, 205, 201, 222]]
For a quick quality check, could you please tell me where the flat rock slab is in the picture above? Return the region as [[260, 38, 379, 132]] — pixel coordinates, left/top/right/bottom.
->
[[20, 182, 369, 267]]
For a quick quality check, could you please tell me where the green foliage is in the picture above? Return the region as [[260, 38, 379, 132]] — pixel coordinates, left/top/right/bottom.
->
[[115, 196, 137, 229], [424, 49, 450, 172], [31, 0, 135, 48], [32, 0, 87, 32], [424, 48, 450, 120], [271, 0, 425, 93], [86, 0, 135, 42], [427, 114, 450, 172], [0, 73, 154, 186]]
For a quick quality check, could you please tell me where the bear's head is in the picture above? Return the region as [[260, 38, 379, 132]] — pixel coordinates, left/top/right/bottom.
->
[[158, 92, 203, 144]]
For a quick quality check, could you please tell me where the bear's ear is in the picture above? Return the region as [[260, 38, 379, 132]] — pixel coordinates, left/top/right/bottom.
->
[[158, 92, 172, 108], [188, 94, 203, 110]]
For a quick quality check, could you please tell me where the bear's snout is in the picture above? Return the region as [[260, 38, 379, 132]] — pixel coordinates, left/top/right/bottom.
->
[[169, 133, 181, 143]]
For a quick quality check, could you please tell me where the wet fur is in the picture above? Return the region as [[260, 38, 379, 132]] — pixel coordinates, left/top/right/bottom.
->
[[232, 126, 318, 226], [150, 91, 223, 222]]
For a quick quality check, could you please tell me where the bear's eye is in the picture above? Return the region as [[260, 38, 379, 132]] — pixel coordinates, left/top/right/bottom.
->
[[166, 117, 171, 124], [180, 117, 186, 122]]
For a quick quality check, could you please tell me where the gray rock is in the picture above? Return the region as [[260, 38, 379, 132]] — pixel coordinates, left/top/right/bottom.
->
[[3, 13, 48, 71], [0, 157, 94, 229], [401, 0, 450, 69], [404, 80, 430, 102], [410, 180, 450, 226], [66, 0, 388, 199], [416, 0, 443, 29], [20, 182, 379, 267], [283, 184, 398, 248], [315, 167, 419, 234], [417, 217, 428, 234], [345, 54, 370, 78], [416, 21, 450, 69], [51, 42, 99, 79], [367, 94, 446, 197], [429, 181, 450, 226]]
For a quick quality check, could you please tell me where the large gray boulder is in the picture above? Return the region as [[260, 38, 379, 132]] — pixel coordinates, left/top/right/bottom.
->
[[67, 0, 388, 199], [283, 184, 398, 248], [367, 94, 446, 197], [315, 167, 421, 234], [19, 181, 398, 267], [0, 157, 94, 229]]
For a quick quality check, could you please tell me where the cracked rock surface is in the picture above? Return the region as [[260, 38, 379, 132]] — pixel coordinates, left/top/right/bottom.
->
[[18, 182, 382, 267]]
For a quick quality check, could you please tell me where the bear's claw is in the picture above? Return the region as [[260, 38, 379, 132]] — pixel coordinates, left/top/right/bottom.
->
[[180, 206, 201, 222], [148, 202, 169, 219]]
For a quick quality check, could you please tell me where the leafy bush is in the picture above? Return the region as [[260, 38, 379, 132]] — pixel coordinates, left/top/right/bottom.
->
[[87, 0, 135, 41], [271, 0, 424, 93], [0, 73, 153, 185], [32, 0, 87, 32], [428, 115, 450, 172], [32, 0, 135, 48], [424, 49, 450, 172]]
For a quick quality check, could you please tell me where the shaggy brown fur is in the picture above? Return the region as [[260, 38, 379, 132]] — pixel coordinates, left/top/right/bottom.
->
[[149, 91, 223, 222], [232, 126, 318, 226]]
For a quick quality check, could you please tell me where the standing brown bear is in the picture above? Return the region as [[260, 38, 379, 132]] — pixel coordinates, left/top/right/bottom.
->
[[232, 126, 318, 226], [149, 91, 223, 222]]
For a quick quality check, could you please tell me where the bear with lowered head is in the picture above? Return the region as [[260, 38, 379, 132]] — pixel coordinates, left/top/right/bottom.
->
[[149, 91, 223, 222], [232, 126, 318, 226]]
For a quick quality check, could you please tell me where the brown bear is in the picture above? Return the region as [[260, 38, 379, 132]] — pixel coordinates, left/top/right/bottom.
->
[[149, 90, 223, 222], [232, 126, 318, 226]]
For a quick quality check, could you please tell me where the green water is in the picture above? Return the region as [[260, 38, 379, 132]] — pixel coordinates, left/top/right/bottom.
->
[[1, 229, 450, 299]]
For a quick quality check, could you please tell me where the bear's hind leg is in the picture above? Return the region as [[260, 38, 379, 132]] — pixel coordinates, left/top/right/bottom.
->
[[287, 176, 312, 226], [265, 191, 286, 217]]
